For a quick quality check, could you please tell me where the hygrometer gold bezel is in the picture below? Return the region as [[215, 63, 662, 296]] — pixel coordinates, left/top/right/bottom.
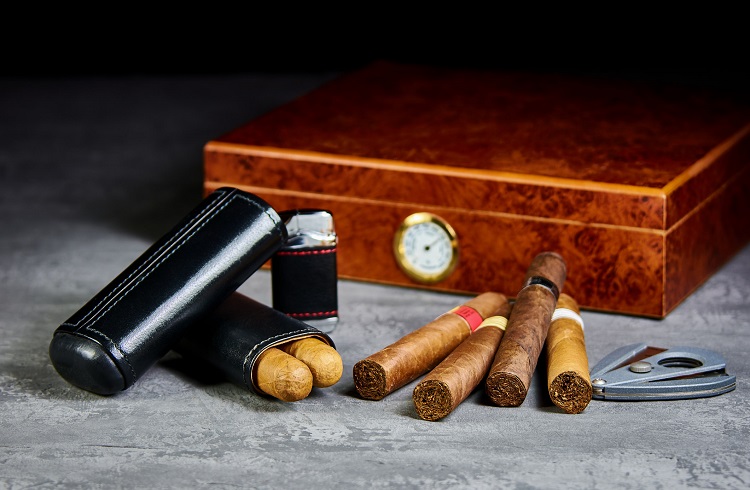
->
[[393, 212, 459, 284]]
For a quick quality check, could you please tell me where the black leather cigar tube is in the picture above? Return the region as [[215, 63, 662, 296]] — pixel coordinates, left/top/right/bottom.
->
[[175, 292, 334, 395], [271, 209, 338, 333], [49, 187, 287, 395]]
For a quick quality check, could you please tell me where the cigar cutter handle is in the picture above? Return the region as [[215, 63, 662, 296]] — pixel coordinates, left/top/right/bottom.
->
[[590, 343, 736, 401]]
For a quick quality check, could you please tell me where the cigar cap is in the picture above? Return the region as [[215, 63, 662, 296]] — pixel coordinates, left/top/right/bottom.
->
[[521, 252, 567, 297]]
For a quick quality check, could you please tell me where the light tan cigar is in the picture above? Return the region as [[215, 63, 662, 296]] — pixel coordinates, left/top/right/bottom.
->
[[546, 294, 591, 414], [280, 337, 343, 388], [254, 347, 313, 402], [354, 292, 509, 400]]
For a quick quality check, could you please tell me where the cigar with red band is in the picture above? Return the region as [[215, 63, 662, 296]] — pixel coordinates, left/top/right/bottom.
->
[[413, 298, 512, 420], [353, 292, 509, 400]]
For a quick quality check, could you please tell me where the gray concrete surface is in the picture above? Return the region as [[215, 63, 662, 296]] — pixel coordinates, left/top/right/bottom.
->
[[1, 73, 748, 489]]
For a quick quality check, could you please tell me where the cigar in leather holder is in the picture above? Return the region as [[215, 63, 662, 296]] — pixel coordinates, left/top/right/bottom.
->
[[175, 292, 339, 402], [48, 187, 288, 395]]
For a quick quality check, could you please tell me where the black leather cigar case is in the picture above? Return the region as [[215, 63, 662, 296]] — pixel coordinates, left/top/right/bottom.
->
[[49, 187, 287, 395], [175, 292, 334, 395]]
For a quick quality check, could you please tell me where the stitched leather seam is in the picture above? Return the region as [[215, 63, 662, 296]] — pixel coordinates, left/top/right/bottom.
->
[[87, 327, 137, 381], [78, 192, 277, 378], [80, 194, 239, 336], [235, 193, 282, 229], [69, 188, 229, 329], [64, 190, 279, 381], [242, 328, 314, 391]]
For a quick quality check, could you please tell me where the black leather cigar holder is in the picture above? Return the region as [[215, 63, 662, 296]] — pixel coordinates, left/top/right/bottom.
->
[[49, 187, 287, 395], [175, 292, 334, 395]]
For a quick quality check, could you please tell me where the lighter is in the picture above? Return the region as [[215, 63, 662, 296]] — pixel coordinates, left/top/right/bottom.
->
[[272, 209, 339, 333]]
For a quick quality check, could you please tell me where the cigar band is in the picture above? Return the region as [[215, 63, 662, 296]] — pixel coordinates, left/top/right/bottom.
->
[[476, 315, 508, 331], [449, 305, 484, 332], [523, 276, 560, 299], [551, 308, 584, 331]]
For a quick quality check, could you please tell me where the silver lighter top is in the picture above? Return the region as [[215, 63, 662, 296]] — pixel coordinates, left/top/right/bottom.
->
[[280, 209, 337, 249]]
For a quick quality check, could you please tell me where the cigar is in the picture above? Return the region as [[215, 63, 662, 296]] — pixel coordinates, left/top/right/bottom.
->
[[546, 294, 591, 414], [413, 298, 512, 421], [354, 292, 509, 400], [254, 347, 313, 402], [175, 292, 338, 403], [279, 337, 344, 388], [485, 252, 567, 406]]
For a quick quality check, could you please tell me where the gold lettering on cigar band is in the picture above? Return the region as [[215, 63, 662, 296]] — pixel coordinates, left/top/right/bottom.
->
[[550, 308, 585, 331], [476, 316, 508, 331]]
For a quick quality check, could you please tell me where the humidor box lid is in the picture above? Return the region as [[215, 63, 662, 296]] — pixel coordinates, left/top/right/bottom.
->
[[204, 62, 750, 317], [207, 61, 750, 232]]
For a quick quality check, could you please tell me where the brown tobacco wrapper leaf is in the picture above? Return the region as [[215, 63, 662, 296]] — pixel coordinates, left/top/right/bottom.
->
[[254, 347, 313, 402], [546, 294, 591, 414], [279, 337, 343, 388], [413, 302, 511, 421], [486, 252, 567, 406], [354, 292, 509, 400]]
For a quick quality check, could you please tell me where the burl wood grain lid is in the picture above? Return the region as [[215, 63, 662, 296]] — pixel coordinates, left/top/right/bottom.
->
[[211, 61, 750, 230]]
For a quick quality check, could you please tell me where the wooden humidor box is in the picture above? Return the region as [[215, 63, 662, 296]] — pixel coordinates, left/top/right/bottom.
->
[[203, 61, 750, 318]]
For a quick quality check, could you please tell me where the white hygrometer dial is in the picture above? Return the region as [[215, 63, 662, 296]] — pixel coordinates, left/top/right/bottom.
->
[[393, 212, 459, 284]]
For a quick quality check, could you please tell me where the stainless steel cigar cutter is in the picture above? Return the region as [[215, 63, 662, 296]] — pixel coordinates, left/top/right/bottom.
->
[[589, 343, 736, 401]]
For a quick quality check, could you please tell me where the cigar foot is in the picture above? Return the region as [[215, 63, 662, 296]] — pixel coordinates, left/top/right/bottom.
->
[[413, 379, 454, 421], [353, 359, 387, 400], [486, 372, 527, 406], [255, 348, 313, 402], [280, 338, 344, 388], [549, 371, 592, 414]]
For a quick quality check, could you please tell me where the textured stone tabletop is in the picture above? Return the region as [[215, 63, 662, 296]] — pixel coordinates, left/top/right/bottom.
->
[[1, 73, 748, 489]]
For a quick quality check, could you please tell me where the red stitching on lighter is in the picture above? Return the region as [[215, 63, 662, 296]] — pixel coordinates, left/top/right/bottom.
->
[[288, 310, 338, 318], [276, 248, 337, 257]]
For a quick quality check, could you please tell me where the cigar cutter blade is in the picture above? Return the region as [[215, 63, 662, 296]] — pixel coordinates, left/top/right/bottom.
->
[[589, 343, 736, 401]]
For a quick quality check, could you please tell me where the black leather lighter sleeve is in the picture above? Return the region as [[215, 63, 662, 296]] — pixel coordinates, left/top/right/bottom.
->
[[271, 209, 338, 333], [49, 187, 287, 395], [175, 292, 334, 395]]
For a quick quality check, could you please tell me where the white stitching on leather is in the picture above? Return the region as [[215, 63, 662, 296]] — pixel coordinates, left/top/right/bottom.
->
[[70, 188, 229, 329], [74, 190, 281, 380]]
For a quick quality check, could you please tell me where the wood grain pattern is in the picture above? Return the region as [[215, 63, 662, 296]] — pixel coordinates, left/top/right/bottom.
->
[[204, 146, 666, 229], [213, 62, 750, 189], [665, 126, 750, 228], [665, 165, 750, 312], [206, 183, 665, 316], [203, 62, 750, 317]]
